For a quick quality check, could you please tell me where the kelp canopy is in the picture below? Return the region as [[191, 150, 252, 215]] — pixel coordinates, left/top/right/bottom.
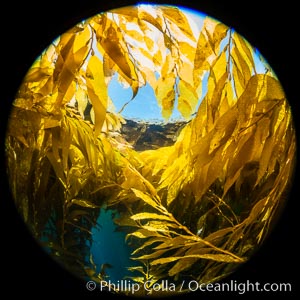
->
[[5, 4, 296, 296]]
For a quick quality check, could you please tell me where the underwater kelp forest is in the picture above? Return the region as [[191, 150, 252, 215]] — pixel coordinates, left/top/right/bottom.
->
[[5, 4, 296, 296]]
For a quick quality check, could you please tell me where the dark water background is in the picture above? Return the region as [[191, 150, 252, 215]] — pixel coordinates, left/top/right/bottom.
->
[[91, 208, 137, 282]]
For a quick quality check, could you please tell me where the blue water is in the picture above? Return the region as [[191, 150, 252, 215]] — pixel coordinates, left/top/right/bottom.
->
[[90, 208, 137, 282]]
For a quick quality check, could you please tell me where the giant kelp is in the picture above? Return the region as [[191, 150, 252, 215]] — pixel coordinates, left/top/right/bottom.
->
[[5, 5, 296, 296]]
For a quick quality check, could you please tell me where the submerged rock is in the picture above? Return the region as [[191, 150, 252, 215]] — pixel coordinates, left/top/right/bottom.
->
[[121, 119, 187, 151]]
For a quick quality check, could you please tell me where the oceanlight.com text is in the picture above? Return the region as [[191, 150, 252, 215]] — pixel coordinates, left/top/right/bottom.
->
[[187, 280, 292, 294], [86, 279, 292, 295]]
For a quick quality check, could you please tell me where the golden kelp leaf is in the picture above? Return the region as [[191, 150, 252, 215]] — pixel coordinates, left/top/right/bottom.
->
[[179, 41, 196, 63], [231, 44, 251, 87], [57, 32, 74, 58], [193, 31, 212, 89], [153, 49, 163, 67], [38, 43, 57, 69], [61, 118, 72, 173], [158, 153, 188, 190], [68, 24, 86, 34], [134, 44, 154, 62], [141, 224, 170, 234], [50, 126, 62, 163], [190, 96, 208, 138], [160, 6, 196, 41], [243, 197, 269, 226], [236, 75, 260, 119], [140, 146, 171, 177], [121, 165, 148, 192], [151, 253, 243, 266], [206, 50, 228, 124], [126, 231, 148, 241], [64, 81, 76, 105], [103, 53, 116, 81], [111, 6, 138, 19], [75, 86, 88, 119], [209, 72, 228, 125], [105, 111, 125, 132], [37, 77, 55, 103], [255, 99, 282, 117], [70, 199, 100, 209], [86, 55, 107, 136], [153, 236, 195, 250], [134, 249, 171, 260], [204, 153, 226, 195], [197, 104, 237, 161], [185, 245, 219, 256], [156, 152, 194, 206], [212, 23, 228, 54], [125, 29, 144, 43], [224, 140, 258, 196], [85, 268, 96, 278], [73, 25, 91, 53], [210, 50, 227, 83], [43, 117, 61, 129], [179, 64, 194, 88], [114, 213, 138, 227], [69, 115, 99, 173], [24, 67, 52, 83], [191, 163, 212, 201], [68, 144, 85, 167], [161, 53, 175, 78], [100, 28, 129, 75], [46, 151, 66, 187], [205, 227, 234, 243], [54, 33, 89, 108], [193, 18, 227, 89], [162, 90, 175, 120], [233, 33, 255, 73], [127, 266, 145, 273], [264, 75, 285, 100], [218, 82, 234, 116], [75, 119, 95, 164], [126, 229, 164, 241], [177, 80, 198, 119], [98, 22, 139, 98], [265, 131, 289, 180], [66, 169, 86, 200], [144, 36, 154, 51], [138, 10, 163, 35], [190, 108, 239, 200], [139, 67, 157, 91], [166, 180, 185, 206], [131, 213, 173, 222], [52, 34, 75, 102], [131, 188, 160, 209], [155, 73, 176, 120], [123, 163, 159, 197], [232, 57, 245, 99], [132, 237, 167, 255], [92, 14, 105, 41], [258, 109, 284, 180], [168, 257, 199, 276]]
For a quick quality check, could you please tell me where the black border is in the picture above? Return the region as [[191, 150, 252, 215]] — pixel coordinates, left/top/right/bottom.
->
[[1, 0, 298, 298]]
